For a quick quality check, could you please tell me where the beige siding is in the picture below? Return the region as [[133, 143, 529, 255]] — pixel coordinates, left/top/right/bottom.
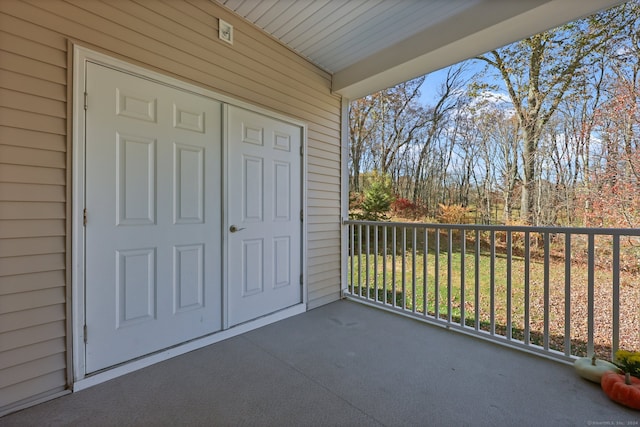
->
[[0, 0, 342, 413]]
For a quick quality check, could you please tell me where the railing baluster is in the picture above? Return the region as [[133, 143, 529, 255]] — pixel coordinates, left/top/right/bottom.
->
[[402, 227, 407, 310], [365, 225, 370, 300], [358, 224, 363, 298], [524, 231, 530, 346], [349, 224, 354, 295], [412, 227, 417, 313], [490, 230, 495, 335], [544, 232, 550, 351], [587, 234, 595, 357], [374, 225, 379, 302], [383, 226, 388, 305], [435, 228, 440, 320], [392, 226, 397, 308], [447, 228, 453, 323], [475, 230, 480, 331], [564, 233, 572, 357], [460, 229, 466, 328], [423, 228, 428, 317], [612, 234, 620, 360], [506, 231, 512, 341]]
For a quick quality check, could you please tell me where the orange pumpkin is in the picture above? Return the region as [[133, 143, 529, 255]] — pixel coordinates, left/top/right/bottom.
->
[[601, 372, 640, 410]]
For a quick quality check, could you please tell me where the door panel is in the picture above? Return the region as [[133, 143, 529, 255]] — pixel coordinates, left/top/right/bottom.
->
[[116, 248, 155, 327], [85, 63, 222, 372], [116, 134, 156, 225], [227, 106, 302, 326]]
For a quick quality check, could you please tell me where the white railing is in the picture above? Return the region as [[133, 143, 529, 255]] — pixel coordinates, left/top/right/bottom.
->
[[343, 220, 640, 363]]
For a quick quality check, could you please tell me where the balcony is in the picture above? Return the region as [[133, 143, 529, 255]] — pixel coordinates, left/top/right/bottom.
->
[[3, 221, 639, 425], [1, 300, 637, 425]]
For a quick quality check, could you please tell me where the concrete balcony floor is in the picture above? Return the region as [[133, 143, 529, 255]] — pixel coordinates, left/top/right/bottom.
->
[[1, 300, 636, 426]]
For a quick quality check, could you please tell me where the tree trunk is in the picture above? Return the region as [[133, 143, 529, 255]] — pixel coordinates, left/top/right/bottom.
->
[[520, 126, 537, 224]]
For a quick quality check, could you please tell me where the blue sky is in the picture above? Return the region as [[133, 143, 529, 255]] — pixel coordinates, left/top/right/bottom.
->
[[418, 67, 458, 102], [417, 58, 501, 106]]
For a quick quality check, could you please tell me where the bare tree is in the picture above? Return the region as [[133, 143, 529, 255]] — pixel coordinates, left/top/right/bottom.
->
[[476, 4, 632, 224], [373, 77, 426, 179], [412, 65, 468, 204], [349, 96, 378, 192], [472, 106, 520, 223]]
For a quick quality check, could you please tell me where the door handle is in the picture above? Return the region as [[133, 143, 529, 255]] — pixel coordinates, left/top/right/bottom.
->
[[229, 225, 245, 233]]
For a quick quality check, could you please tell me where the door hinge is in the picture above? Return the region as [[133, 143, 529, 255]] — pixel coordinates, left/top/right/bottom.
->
[[84, 92, 88, 110], [83, 324, 88, 343], [83, 208, 87, 226], [300, 209, 303, 222], [300, 145, 303, 156], [300, 274, 303, 286]]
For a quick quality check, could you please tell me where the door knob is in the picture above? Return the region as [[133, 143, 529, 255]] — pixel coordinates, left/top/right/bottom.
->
[[229, 225, 245, 233]]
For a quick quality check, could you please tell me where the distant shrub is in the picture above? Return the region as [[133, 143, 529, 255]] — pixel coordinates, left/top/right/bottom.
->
[[392, 197, 414, 212], [354, 172, 394, 221], [391, 197, 417, 218], [436, 204, 469, 224], [390, 197, 432, 220]]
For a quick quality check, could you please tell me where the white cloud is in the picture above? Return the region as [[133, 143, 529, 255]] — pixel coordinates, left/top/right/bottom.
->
[[472, 90, 516, 117]]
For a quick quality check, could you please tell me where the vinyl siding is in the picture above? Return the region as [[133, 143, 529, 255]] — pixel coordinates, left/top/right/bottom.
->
[[0, 0, 342, 414]]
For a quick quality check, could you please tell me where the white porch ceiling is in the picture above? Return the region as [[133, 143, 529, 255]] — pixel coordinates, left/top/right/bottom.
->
[[216, 0, 627, 99]]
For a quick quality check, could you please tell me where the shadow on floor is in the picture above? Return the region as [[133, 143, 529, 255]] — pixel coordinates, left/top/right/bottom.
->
[[1, 300, 636, 426]]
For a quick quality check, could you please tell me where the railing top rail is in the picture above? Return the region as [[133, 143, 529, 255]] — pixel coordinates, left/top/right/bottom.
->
[[343, 219, 640, 236]]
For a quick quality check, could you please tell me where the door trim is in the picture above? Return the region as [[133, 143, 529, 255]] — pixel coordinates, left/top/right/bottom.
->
[[72, 45, 308, 385]]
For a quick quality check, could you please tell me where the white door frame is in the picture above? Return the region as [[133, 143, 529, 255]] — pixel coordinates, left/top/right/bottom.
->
[[72, 46, 308, 387]]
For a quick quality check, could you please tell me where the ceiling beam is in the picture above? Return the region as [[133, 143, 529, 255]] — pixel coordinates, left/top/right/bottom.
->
[[332, 0, 626, 99]]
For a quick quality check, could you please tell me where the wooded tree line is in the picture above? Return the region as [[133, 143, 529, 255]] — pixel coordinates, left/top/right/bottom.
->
[[349, 1, 640, 227]]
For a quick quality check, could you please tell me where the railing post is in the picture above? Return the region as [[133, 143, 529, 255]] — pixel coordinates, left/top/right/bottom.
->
[[564, 233, 572, 357], [506, 231, 512, 340], [358, 224, 363, 298], [490, 230, 495, 335], [612, 234, 620, 359], [402, 227, 407, 310], [383, 226, 388, 305], [349, 224, 354, 295], [474, 230, 480, 331], [447, 228, 453, 324], [544, 232, 550, 351], [423, 228, 428, 317], [365, 225, 370, 300], [524, 231, 530, 346], [412, 227, 417, 313], [435, 228, 440, 320], [392, 226, 397, 307], [374, 225, 379, 302], [587, 234, 595, 357], [460, 229, 466, 328]]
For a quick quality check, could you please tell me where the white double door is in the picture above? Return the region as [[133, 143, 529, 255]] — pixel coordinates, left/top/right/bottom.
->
[[84, 63, 301, 373]]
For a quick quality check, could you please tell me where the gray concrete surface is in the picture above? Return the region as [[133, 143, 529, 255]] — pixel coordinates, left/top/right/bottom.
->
[[1, 300, 637, 426]]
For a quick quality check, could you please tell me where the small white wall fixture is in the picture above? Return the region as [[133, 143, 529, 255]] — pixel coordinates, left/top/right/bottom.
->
[[219, 19, 233, 44]]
